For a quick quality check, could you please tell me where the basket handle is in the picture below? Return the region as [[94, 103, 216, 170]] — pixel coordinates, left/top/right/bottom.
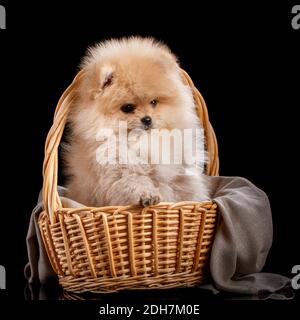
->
[[181, 69, 219, 176], [42, 68, 219, 223]]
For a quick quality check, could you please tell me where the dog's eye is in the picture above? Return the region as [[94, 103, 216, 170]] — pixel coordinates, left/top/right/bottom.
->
[[121, 104, 136, 113], [150, 99, 158, 107]]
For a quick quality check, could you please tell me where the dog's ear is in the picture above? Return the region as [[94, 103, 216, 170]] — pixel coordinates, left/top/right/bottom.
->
[[100, 64, 114, 90], [86, 64, 114, 100]]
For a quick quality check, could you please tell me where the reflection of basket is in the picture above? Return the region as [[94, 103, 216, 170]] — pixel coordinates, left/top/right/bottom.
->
[[38, 69, 219, 293]]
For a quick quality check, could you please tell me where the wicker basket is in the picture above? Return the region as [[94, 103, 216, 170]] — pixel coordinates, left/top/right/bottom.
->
[[38, 68, 219, 293]]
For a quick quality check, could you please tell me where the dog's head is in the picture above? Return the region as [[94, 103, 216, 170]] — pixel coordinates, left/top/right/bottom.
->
[[70, 37, 198, 139]]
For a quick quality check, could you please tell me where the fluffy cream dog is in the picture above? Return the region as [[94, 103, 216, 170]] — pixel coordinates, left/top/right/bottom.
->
[[64, 37, 209, 207]]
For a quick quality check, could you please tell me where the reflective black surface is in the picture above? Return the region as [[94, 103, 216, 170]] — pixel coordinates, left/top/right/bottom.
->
[[23, 282, 296, 301]]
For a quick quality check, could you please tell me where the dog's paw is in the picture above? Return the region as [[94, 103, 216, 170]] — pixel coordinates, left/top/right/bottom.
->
[[139, 193, 161, 207]]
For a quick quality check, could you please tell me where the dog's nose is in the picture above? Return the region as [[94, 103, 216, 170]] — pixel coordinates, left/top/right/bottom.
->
[[141, 116, 152, 126]]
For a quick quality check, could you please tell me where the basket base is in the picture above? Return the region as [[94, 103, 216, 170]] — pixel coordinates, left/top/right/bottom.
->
[[59, 271, 208, 294]]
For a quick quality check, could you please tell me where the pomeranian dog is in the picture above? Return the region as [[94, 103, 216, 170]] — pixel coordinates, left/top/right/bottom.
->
[[64, 37, 209, 207]]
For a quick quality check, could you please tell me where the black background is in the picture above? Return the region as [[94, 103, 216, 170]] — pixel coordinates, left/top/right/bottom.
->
[[0, 0, 299, 316]]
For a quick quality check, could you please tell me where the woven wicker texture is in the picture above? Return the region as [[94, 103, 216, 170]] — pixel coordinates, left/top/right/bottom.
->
[[38, 69, 219, 293]]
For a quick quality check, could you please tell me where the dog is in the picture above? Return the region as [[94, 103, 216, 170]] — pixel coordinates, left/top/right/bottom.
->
[[63, 37, 209, 207]]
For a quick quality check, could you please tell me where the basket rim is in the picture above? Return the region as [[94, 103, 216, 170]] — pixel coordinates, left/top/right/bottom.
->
[[38, 201, 218, 221]]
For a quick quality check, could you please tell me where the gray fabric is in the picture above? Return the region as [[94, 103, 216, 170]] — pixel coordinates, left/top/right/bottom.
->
[[198, 176, 292, 299], [24, 190, 59, 284], [25, 177, 293, 299]]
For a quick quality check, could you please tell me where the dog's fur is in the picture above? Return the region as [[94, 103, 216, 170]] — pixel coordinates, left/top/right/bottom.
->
[[64, 37, 209, 207]]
